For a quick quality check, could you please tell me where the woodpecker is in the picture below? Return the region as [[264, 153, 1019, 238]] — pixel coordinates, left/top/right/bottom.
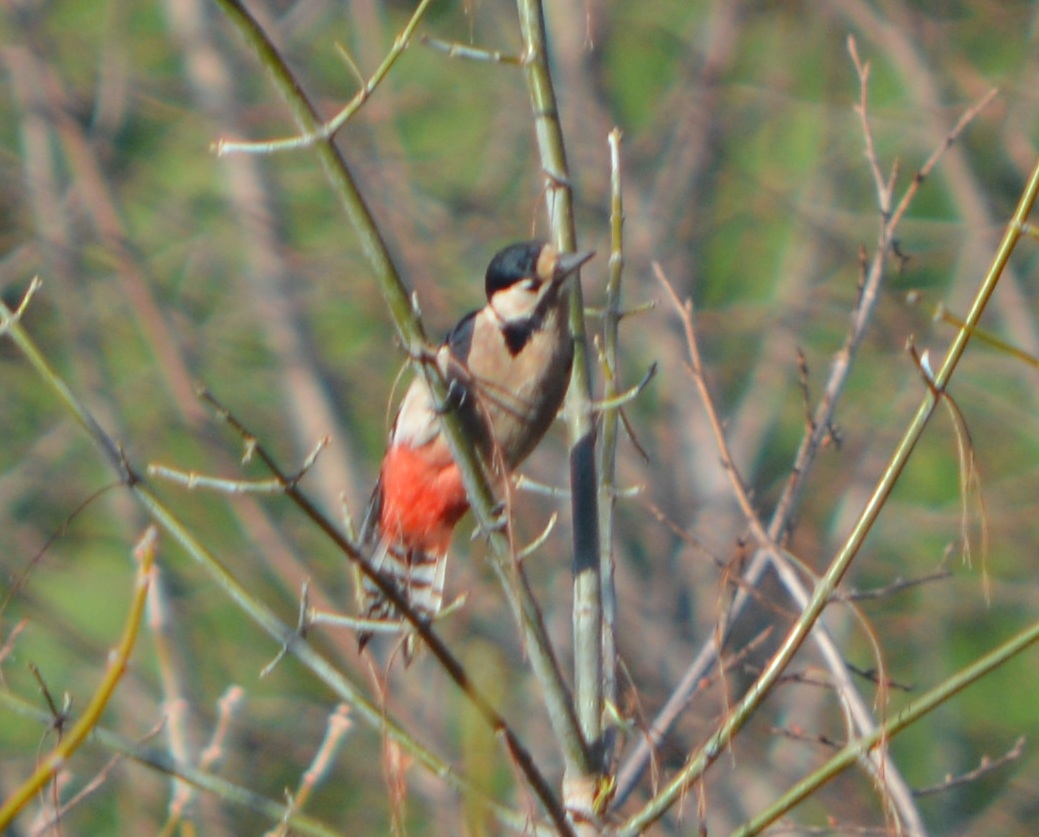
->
[[357, 240, 594, 661]]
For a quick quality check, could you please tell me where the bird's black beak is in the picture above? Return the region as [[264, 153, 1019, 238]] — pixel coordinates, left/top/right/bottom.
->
[[552, 249, 595, 284]]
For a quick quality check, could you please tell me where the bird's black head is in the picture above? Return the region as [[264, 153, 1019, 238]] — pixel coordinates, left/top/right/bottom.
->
[[482, 240, 593, 327], [484, 240, 546, 299]]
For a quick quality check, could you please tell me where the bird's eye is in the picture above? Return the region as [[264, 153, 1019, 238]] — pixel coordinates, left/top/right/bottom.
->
[[520, 278, 539, 291]]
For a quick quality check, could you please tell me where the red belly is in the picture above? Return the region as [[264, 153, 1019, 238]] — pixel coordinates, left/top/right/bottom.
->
[[379, 444, 470, 555]]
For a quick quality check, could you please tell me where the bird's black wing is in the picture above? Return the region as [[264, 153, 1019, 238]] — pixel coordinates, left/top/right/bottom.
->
[[445, 308, 478, 363]]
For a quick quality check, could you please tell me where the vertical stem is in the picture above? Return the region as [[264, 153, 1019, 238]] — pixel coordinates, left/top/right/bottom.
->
[[597, 129, 625, 766], [516, 0, 605, 798]]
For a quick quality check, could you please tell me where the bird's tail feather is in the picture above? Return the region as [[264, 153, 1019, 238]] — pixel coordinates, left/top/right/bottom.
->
[[357, 538, 448, 664]]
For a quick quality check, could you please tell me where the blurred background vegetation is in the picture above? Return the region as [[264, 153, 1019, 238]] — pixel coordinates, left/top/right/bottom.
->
[[3, 0, 1039, 834]]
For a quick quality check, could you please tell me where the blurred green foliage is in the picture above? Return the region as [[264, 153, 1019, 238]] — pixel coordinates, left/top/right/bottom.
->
[[3, 0, 1039, 834]]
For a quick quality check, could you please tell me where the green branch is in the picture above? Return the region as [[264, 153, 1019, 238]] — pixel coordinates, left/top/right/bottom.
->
[[515, 0, 604, 806]]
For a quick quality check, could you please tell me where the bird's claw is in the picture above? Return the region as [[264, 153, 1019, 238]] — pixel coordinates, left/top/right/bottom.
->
[[489, 501, 509, 532], [434, 377, 468, 414]]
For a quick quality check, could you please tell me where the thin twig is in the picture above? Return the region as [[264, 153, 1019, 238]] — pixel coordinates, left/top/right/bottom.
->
[[147, 558, 197, 836], [839, 569, 952, 602], [591, 362, 656, 411], [149, 438, 327, 494], [308, 594, 470, 632], [913, 737, 1025, 798], [215, 0, 437, 155], [935, 304, 1039, 368], [420, 35, 522, 64], [268, 704, 353, 837]]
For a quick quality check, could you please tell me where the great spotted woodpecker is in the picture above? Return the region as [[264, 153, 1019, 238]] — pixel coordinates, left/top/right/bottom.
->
[[358, 240, 594, 661]]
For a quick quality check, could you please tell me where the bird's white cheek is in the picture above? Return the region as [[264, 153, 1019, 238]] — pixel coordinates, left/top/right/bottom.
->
[[491, 287, 540, 323]]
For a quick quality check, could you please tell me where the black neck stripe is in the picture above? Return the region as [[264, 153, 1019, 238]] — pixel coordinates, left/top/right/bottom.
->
[[503, 322, 536, 355]]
